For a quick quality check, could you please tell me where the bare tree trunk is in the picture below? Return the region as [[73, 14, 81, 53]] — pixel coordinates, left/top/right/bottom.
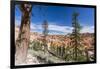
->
[[15, 4, 32, 64]]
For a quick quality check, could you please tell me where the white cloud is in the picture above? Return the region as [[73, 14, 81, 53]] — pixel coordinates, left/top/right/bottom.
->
[[26, 22, 95, 34], [30, 23, 42, 30], [80, 26, 94, 33], [48, 24, 73, 34], [30, 22, 73, 35], [15, 20, 94, 35], [15, 19, 21, 26]]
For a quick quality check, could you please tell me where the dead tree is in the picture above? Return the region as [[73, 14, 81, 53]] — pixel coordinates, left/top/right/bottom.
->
[[15, 4, 32, 64]]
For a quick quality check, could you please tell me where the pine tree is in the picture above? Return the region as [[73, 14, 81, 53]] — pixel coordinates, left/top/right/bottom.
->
[[71, 12, 82, 61], [42, 20, 48, 54]]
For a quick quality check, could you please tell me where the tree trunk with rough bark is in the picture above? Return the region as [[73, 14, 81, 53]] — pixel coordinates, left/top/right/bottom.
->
[[15, 4, 32, 64]]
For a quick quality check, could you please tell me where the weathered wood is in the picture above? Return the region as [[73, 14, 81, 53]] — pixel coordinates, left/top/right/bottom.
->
[[15, 4, 32, 64]]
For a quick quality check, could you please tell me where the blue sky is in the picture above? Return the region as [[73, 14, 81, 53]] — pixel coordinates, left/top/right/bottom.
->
[[15, 5, 94, 35]]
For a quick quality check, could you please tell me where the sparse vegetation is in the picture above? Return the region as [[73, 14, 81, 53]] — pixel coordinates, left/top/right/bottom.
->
[[15, 4, 95, 65]]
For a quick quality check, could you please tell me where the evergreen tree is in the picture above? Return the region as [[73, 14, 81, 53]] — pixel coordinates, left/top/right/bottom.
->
[[42, 20, 48, 54], [71, 12, 82, 61]]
